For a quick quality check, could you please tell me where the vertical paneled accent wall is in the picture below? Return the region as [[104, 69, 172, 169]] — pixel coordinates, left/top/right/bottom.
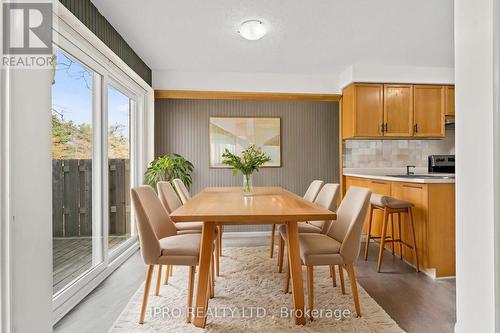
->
[[155, 99, 339, 232]]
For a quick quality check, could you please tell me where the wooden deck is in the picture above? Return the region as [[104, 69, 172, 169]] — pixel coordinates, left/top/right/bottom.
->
[[53, 236, 128, 294]]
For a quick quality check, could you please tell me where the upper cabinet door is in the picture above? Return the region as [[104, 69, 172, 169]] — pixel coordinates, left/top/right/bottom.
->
[[353, 84, 384, 137], [445, 86, 455, 116], [383, 84, 414, 137], [413, 85, 445, 137]]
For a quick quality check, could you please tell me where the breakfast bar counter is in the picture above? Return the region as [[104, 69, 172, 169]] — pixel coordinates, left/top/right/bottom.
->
[[343, 169, 455, 278], [343, 168, 455, 184]]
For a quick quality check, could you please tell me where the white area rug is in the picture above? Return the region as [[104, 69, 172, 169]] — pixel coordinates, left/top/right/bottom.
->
[[110, 246, 404, 333]]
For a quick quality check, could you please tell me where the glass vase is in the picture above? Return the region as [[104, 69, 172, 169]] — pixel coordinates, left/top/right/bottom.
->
[[243, 173, 253, 196]]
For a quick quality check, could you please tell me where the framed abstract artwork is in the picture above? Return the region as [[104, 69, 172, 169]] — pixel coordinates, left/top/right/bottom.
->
[[209, 116, 281, 167]]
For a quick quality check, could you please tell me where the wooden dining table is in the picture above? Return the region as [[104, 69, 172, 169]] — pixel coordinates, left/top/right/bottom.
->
[[169, 186, 336, 328]]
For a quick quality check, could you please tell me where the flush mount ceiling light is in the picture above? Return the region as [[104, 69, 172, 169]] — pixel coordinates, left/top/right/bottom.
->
[[238, 20, 267, 41]]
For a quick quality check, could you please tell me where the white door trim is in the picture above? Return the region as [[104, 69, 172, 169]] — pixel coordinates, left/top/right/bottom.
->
[[0, 1, 12, 329], [493, 0, 500, 329], [0, 49, 13, 333], [50, 3, 153, 324]]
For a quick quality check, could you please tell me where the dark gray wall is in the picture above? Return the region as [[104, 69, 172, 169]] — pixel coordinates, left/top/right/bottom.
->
[[155, 99, 339, 232], [60, 0, 152, 85]]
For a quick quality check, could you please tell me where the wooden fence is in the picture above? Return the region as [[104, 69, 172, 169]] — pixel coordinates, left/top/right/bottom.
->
[[52, 159, 131, 237]]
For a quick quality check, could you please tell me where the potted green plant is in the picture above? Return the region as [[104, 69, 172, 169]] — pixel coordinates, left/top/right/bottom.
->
[[222, 144, 271, 196], [144, 153, 194, 190]]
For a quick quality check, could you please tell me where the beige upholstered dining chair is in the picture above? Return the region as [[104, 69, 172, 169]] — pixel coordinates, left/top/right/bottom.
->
[[130, 186, 216, 324], [157, 181, 202, 234], [172, 178, 190, 205], [173, 178, 224, 264], [269, 180, 324, 258], [277, 183, 340, 273], [158, 181, 221, 277], [283, 186, 371, 318], [303, 179, 325, 202]]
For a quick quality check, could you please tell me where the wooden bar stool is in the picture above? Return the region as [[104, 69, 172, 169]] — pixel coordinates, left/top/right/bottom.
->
[[364, 194, 419, 273]]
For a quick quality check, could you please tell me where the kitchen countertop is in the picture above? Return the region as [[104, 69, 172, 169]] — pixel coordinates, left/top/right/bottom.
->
[[343, 168, 455, 184]]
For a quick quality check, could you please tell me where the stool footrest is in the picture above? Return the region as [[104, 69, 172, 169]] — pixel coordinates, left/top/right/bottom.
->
[[370, 238, 415, 249], [368, 236, 393, 240]]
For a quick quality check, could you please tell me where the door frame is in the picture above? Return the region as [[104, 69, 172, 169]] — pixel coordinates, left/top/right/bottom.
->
[[51, 4, 153, 323], [493, 0, 500, 328], [0, 5, 12, 329]]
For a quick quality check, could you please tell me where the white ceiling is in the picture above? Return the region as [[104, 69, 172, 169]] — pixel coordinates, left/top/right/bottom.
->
[[91, 0, 454, 90]]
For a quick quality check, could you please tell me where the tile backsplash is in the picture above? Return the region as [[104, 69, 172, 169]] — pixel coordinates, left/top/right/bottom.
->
[[343, 129, 455, 168]]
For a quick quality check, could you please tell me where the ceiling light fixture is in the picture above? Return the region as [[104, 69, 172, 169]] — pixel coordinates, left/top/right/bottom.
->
[[238, 20, 267, 41]]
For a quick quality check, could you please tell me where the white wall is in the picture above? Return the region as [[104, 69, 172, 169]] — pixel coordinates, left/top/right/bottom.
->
[[8, 68, 53, 333], [455, 0, 498, 332], [153, 70, 339, 93], [154, 65, 455, 94], [338, 64, 455, 90]]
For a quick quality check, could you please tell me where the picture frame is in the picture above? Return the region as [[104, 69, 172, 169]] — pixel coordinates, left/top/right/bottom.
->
[[209, 116, 282, 168]]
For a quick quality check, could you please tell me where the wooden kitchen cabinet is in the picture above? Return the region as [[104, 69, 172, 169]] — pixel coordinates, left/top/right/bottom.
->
[[341, 83, 451, 139], [342, 83, 384, 139], [383, 84, 414, 136], [391, 182, 429, 270], [445, 85, 455, 116], [365, 179, 392, 239], [413, 85, 445, 137], [344, 176, 455, 277]]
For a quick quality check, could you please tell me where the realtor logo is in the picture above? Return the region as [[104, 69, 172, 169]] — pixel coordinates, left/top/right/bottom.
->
[[3, 2, 52, 55], [2, 1, 53, 68]]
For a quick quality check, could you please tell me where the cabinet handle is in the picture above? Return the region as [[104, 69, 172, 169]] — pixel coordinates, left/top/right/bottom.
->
[[402, 184, 423, 189], [385, 123, 388, 132], [414, 124, 418, 133], [371, 181, 388, 185], [381, 123, 385, 133]]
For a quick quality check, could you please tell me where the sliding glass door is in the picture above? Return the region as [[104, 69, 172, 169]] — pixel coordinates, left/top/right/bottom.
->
[[51, 47, 140, 299], [107, 85, 133, 252], [52, 49, 102, 295]]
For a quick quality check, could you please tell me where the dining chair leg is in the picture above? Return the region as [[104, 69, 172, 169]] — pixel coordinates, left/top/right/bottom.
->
[[376, 208, 389, 273], [347, 264, 361, 317], [330, 265, 337, 287], [155, 265, 162, 296], [338, 265, 346, 295], [163, 265, 170, 285], [278, 235, 285, 272], [204, 276, 210, 326], [210, 252, 215, 298], [364, 205, 374, 260], [139, 265, 154, 324], [208, 262, 213, 299], [187, 266, 195, 323], [215, 232, 220, 277], [169, 265, 173, 277], [217, 224, 223, 257], [269, 224, 276, 258], [307, 266, 314, 319], [408, 207, 420, 272], [284, 260, 290, 293]]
